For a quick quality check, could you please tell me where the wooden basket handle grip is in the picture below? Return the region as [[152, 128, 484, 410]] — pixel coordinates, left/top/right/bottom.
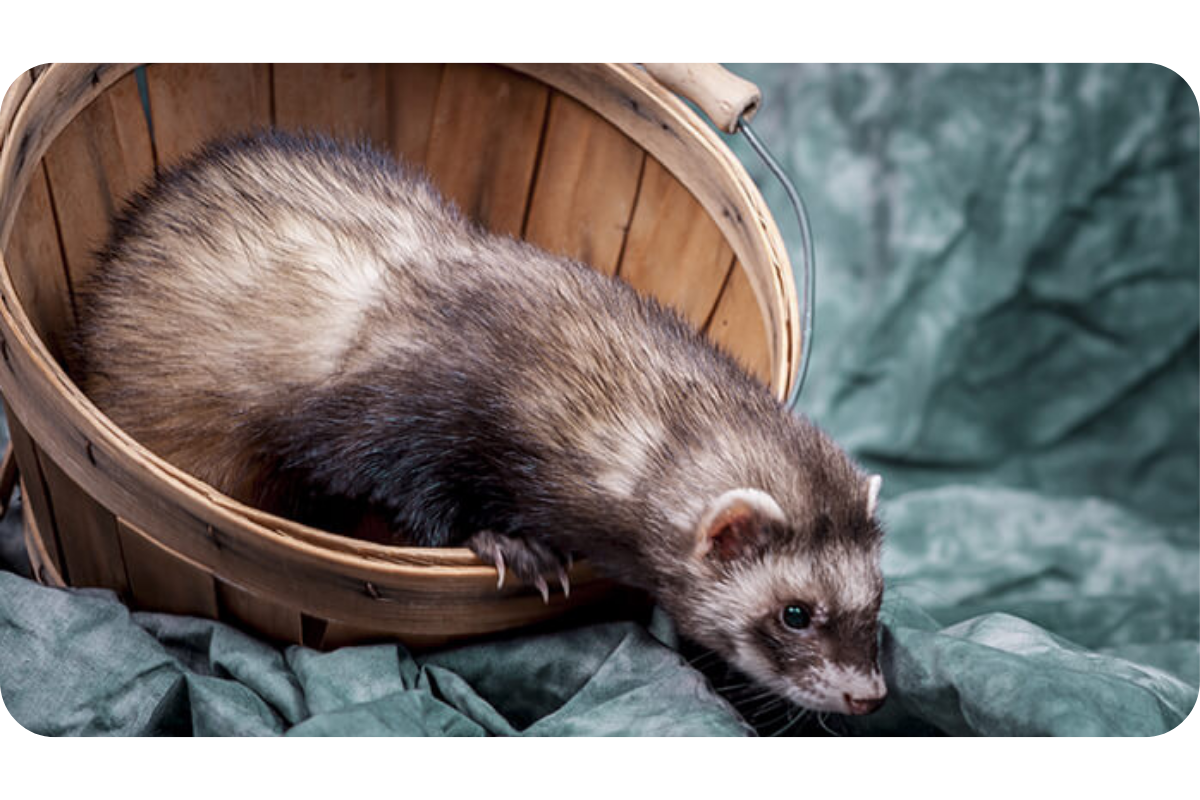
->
[[642, 63, 762, 133]]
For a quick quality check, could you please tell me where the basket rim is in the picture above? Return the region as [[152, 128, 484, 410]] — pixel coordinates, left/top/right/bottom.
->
[[0, 63, 797, 591]]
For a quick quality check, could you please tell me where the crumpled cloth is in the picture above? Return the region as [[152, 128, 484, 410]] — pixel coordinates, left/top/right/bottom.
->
[[856, 486, 1197, 735], [2, 63, 1198, 735], [0, 569, 749, 736]]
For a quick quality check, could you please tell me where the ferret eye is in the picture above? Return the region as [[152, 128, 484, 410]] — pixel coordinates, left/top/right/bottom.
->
[[781, 604, 811, 630]]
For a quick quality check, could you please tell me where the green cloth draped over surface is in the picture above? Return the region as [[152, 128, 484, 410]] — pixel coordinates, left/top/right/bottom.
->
[[0, 571, 748, 736], [1, 63, 1197, 735]]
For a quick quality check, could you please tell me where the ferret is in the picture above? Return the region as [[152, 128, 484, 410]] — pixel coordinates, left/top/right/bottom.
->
[[69, 131, 887, 716]]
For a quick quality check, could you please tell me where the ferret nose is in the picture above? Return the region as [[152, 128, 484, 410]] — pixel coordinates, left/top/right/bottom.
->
[[843, 693, 886, 715]]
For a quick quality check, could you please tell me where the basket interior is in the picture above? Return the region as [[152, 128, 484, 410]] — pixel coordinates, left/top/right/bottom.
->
[[0, 64, 780, 646], [5, 64, 772, 386]]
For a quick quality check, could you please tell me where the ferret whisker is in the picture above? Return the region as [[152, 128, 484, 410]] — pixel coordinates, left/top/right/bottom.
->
[[684, 649, 726, 669], [770, 707, 809, 736], [720, 681, 787, 705], [816, 712, 844, 738]]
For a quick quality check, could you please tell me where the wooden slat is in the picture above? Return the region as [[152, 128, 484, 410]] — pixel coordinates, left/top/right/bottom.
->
[[385, 63, 444, 168], [618, 156, 735, 328], [144, 63, 271, 168], [523, 92, 645, 275], [4, 409, 64, 579], [42, 71, 154, 297], [0, 66, 138, 251], [0, 441, 16, 516], [216, 579, 302, 644], [273, 63, 387, 144], [508, 64, 796, 399], [424, 64, 549, 236], [21, 484, 65, 587], [38, 453, 129, 597], [705, 260, 772, 385], [117, 517, 218, 618], [316, 619, 496, 652], [4, 163, 71, 360], [0, 69, 36, 154]]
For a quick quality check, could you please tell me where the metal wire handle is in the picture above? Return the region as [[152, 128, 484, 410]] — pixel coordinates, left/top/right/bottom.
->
[[735, 118, 816, 411]]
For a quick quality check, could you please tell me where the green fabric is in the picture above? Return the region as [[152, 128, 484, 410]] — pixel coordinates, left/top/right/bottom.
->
[[2, 63, 1197, 735], [856, 488, 1198, 735], [0, 572, 748, 736], [721, 63, 1199, 735]]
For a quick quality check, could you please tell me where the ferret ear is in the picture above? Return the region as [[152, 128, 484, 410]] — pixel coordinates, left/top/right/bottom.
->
[[695, 488, 785, 561], [866, 474, 882, 518]]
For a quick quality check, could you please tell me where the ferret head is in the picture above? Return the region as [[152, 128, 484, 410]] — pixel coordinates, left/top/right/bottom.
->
[[664, 474, 887, 716]]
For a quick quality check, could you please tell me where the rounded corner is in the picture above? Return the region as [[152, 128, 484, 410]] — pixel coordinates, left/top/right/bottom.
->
[[0, 683, 53, 739], [2, 63, 43, 87], [1140, 62, 1199, 118], [1147, 684, 1200, 739]]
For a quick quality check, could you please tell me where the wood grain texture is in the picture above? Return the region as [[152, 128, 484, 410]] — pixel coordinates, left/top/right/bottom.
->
[[216, 579, 303, 643], [38, 453, 129, 596], [0, 65, 136, 250], [4, 163, 71, 359], [424, 64, 549, 236], [705, 260, 772, 385], [117, 517, 219, 618], [144, 63, 271, 168], [618, 156, 735, 328], [641, 63, 761, 133], [0, 69, 36, 154], [385, 63, 444, 168], [523, 92, 645, 275], [508, 63, 797, 398], [22, 483, 65, 587], [42, 72, 154, 296], [273, 63, 387, 144], [4, 410, 64, 579]]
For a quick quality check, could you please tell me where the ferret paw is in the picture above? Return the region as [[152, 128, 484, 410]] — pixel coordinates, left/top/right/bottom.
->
[[467, 530, 572, 603]]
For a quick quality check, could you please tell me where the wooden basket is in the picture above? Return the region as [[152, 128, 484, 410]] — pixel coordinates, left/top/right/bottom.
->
[[0, 63, 800, 649]]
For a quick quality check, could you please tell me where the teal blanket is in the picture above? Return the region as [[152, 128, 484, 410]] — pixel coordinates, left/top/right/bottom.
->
[[1, 63, 1197, 735]]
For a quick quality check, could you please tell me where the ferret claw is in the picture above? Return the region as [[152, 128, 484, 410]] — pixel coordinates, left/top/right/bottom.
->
[[466, 529, 568, 602], [495, 552, 506, 589], [534, 574, 550, 604]]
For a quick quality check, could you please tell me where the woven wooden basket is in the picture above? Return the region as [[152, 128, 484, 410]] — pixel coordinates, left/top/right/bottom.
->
[[0, 63, 800, 649]]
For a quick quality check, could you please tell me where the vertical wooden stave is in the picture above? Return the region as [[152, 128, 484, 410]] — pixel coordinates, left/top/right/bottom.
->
[[273, 64, 388, 144], [116, 517, 219, 619], [13, 71, 154, 604], [523, 92, 646, 275], [617, 155, 735, 328], [144, 64, 271, 169], [424, 64, 549, 237], [41, 72, 154, 298], [215, 579, 303, 644], [3, 410, 65, 580], [385, 63, 445, 169], [3, 163, 72, 361], [704, 260, 773, 385], [37, 454, 130, 597]]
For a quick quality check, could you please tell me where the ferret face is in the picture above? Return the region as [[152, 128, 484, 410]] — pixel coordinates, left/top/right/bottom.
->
[[717, 541, 886, 715], [675, 483, 887, 716]]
